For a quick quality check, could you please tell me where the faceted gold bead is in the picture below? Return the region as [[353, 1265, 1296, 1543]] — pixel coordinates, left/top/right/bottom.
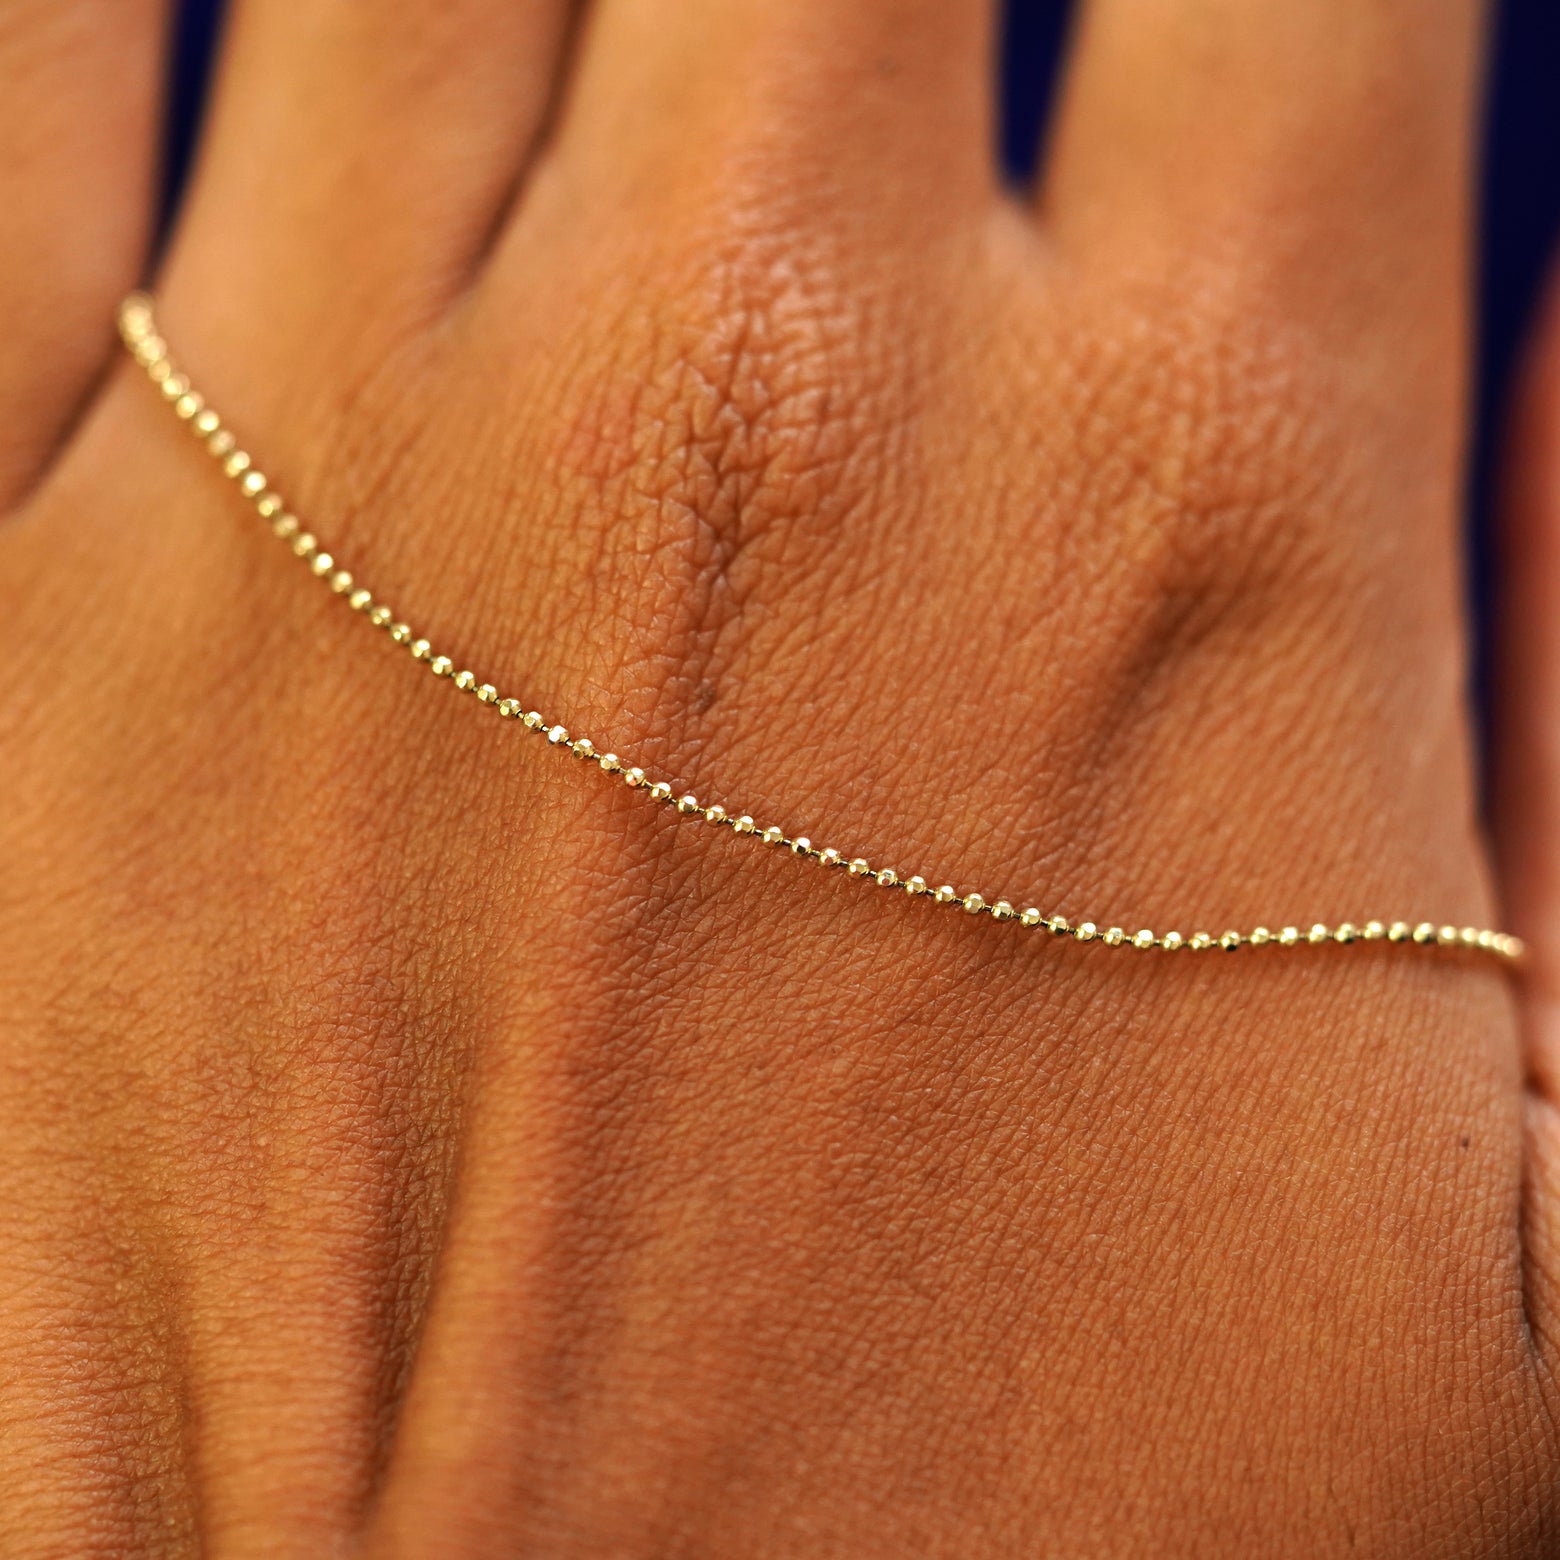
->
[[574, 740, 597, 760], [223, 450, 251, 477], [1220, 931, 1242, 951], [1437, 925, 1458, 946], [1413, 922, 1436, 943], [650, 782, 673, 803], [626, 768, 647, 787], [429, 656, 454, 677], [240, 471, 267, 497], [1189, 933, 1213, 951], [963, 893, 986, 914], [1478, 929, 1496, 951], [704, 805, 726, 825], [1364, 921, 1386, 941], [389, 622, 412, 644], [598, 751, 619, 769], [933, 885, 957, 905], [547, 725, 569, 745], [1076, 921, 1099, 942], [330, 570, 354, 594], [760, 824, 785, 844], [1333, 923, 1356, 944], [255, 493, 282, 519], [876, 868, 898, 888], [175, 392, 203, 420], [1389, 922, 1411, 942], [676, 793, 701, 813], [1132, 930, 1156, 949], [453, 670, 476, 691], [348, 589, 373, 612], [791, 837, 812, 856], [309, 552, 334, 577], [193, 409, 220, 436], [272, 514, 299, 540], [1307, 924, 1330, 945], [820, 849, 842, 868], [291, 532, 317, 557], [849, 859, 872, 878], [1279, 926, 1300, 946], [409, 639, 432, 661], [1161, 931, 1183, 951], [734, 814, 755, 832], [1460, 926, 1480, 947], [523, 712, 544, 730], [992, 902, 1016, 922], [160, 373, 188, 400], [208, 430, 237, 458], [1047, 916, 1070, 936], [1250, 927, 1271, 946], [905, 876, 928, 896], [1103, 926, 1125, 946], [1021, 909, 1044, 928], [497, 699, 521, 719]]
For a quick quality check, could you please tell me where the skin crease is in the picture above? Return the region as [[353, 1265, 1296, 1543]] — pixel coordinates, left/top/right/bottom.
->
[[2, 0, 1560, 1554]]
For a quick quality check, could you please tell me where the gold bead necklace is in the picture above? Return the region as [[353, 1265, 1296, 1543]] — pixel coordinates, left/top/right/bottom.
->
[[117, 293, 1524, 967]]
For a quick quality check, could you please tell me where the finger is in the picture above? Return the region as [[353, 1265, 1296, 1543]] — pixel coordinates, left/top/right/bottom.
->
[[1495, 271, 1560, 1357], [1043, 1, 1485, 339], [162, 0, 579, 364], [531, 0, 996, 237], [0, 0, 167, 509], [1500, 278, 1560, 1012]]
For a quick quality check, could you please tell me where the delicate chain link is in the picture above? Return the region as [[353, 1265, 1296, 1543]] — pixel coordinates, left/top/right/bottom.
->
[[117, 293, 1525, 966]]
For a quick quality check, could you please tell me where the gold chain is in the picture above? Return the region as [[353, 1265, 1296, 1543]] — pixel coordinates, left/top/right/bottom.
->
[[117, 292, 1525, 966]]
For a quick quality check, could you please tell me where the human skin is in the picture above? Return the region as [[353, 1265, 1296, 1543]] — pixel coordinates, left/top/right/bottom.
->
[[3, 0, 1560, 1554]]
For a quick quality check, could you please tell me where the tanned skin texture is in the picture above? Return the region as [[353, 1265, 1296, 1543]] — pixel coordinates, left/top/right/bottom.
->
[[3, 1, 1560, 1554]]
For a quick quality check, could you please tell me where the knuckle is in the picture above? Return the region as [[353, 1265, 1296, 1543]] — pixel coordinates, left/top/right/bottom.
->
[[1063, 293, 1413, 680], [552, 242, 915, 657]]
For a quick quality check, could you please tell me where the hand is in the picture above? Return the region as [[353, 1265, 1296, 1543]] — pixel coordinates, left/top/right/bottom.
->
[[2, 2, 1555, 1554]]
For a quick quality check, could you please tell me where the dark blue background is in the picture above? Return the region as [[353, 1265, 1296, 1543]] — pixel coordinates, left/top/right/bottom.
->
[[164, 1, 1560, 627]]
